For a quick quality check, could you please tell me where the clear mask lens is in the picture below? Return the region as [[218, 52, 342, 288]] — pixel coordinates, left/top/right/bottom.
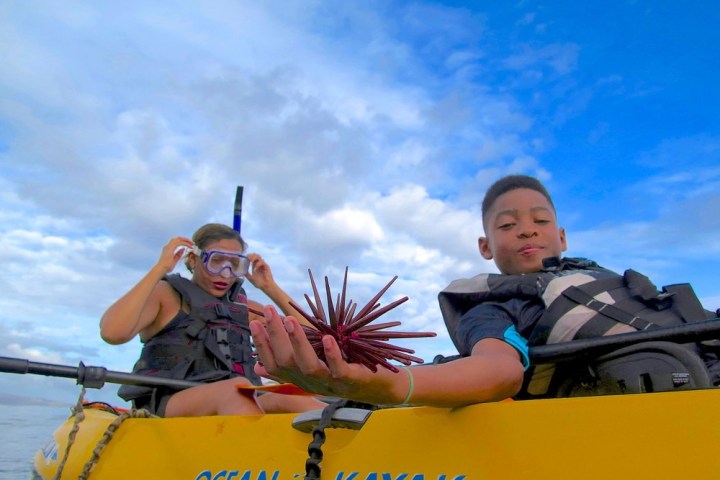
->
[[200, 250, 249, 278]]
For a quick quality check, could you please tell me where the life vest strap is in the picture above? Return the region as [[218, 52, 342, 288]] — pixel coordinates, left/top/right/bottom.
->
[[562, 285, 658, 331]]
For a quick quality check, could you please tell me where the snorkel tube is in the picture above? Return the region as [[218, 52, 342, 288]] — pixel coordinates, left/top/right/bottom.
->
[[233, 186, 243, 234], [231, 186, 247, 291]]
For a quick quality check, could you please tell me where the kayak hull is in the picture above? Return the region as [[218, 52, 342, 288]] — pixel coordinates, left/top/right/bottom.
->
[[33, 388, 720, 479]]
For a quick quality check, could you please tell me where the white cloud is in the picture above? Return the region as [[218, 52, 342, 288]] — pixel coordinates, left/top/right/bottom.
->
[[503, 43, 580, 75], [5, 344, 64, 364]]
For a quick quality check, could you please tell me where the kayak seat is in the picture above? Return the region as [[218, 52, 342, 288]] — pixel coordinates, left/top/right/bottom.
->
[[552, 341, 713, 397]]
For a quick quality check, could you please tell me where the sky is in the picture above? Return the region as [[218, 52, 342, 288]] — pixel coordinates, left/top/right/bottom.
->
[[1, 1, 719, 406]]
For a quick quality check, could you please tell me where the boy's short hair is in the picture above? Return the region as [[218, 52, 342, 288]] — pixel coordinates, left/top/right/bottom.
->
[[482, 175, 555, 226]]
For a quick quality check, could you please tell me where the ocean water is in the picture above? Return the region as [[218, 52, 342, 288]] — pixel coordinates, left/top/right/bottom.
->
[[0, 404, 73, 480]]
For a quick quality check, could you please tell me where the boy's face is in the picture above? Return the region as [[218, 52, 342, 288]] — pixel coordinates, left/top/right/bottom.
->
[[479, 188, 567, 275]]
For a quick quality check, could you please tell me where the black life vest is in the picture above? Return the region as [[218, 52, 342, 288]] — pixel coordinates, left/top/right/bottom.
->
[[118, 274, 261, 402], [439, 257, 714, 397]]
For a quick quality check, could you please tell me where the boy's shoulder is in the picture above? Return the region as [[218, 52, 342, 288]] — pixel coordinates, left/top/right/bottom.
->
[[440, 256, 611, 294], [438, 257, 618, 342]]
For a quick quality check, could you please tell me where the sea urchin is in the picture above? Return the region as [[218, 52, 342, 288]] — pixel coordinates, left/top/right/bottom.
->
[[288, 267, 436, 373]]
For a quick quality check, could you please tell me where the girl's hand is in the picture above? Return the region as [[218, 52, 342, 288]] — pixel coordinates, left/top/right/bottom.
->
[[157, 236, 194, 274], [245, 253, 274, 289]]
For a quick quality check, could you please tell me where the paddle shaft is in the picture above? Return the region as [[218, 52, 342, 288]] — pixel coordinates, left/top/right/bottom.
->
[[531, 316, 720, 363], [0, 356, 202, 390], [6, 318, 720, 387], [434, 317, 720, 365]]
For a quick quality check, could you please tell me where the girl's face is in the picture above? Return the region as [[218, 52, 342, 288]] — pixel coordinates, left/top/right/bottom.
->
[[189, 238, 245, 297]]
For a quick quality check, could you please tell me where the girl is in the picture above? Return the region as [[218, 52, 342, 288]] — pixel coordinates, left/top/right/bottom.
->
[[101, 223, 324, 416]]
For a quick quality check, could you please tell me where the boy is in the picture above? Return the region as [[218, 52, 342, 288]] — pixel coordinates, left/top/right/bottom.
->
[[250, 175, 717, 405]]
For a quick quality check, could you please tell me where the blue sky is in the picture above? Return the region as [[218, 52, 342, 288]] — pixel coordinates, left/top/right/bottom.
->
[[1, 1, 718, 406]]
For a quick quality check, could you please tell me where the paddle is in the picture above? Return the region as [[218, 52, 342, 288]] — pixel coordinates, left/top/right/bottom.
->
[[530, 316, 720, 363], [6, 317, 720, 388], [435, 316, 720, 365], [0, 356, 202, 390]]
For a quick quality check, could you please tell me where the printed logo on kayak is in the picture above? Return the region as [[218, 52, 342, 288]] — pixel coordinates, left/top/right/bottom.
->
[[194, 470, 468, 480]]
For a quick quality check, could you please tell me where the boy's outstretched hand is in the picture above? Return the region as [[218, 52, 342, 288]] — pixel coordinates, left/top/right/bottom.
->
[[250, 306, 402, 405]]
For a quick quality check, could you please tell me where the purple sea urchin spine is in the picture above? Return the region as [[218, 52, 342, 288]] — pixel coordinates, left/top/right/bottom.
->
[[291, 267, 436, 371]]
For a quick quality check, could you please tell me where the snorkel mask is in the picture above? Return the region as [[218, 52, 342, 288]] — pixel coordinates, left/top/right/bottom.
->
[[191, 246, 249, 279]]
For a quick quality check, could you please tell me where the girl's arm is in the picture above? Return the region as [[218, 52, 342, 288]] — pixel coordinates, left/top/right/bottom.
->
[[100, 236, 192, 344]]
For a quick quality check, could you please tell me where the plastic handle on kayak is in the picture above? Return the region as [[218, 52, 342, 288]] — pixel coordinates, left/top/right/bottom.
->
[[292, 407, 374, 433]]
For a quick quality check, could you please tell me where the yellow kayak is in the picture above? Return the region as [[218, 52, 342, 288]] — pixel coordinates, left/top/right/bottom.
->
[[32, 387, 720, 479]]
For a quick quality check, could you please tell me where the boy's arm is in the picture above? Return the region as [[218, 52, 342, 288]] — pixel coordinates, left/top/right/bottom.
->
[[250, 306, 524, 407], [408, 339, 524, 407]]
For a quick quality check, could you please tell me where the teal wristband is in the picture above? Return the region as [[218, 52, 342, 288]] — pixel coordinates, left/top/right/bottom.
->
[[400, 366, 414, 405]]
